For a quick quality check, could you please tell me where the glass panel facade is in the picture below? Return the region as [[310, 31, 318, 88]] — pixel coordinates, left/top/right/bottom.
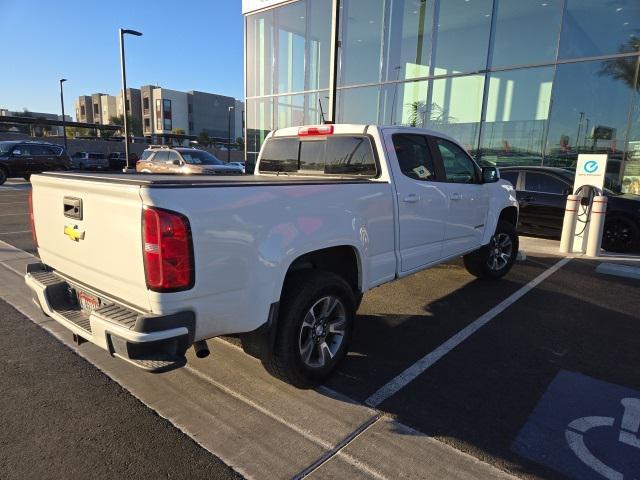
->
[[339, 0, 385, 86], [246, 10, 274, 97], [559, 0, 640, 59], [383, 0, 434, 82], [545, 59, 638, 191], [429, 75, 484, 152], [246, 97, 273, 171], [338, 86, 381, 124], [491, 0, 563, 67], [276, 1, 307, 94], [434, 0, 492, 75], [276, 94, 305, 128], [380, 80, 429, 126], [480, 66, 554, 166], [245, 0, 640, 189], [625, 59, 640, 194]]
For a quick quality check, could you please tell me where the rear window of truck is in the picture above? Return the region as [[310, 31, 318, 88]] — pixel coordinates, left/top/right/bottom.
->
[[259, 136, 377, 177]]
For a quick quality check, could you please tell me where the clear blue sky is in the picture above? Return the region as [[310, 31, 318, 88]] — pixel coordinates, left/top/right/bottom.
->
[[0, 0, 244, 116]]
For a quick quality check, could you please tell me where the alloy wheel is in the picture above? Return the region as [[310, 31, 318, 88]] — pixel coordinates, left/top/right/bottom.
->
[[603, 219, 633, 252], [298, 295, 346, 368], [487, 232, 513, 271]]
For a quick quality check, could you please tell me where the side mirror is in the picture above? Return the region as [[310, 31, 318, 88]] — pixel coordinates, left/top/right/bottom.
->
[[482, 166, 499, 183], [562, 187, 573, 196], [172, 159, 181, 166], [11, 149, 21, 156]]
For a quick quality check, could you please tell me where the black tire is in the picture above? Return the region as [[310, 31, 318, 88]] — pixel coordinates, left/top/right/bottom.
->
[[263, 270, 356, 388], [463, 220, 519, 280], [23, 174, 31, 182], [602, 216, 639, 253], [0, 167, 7, 185]]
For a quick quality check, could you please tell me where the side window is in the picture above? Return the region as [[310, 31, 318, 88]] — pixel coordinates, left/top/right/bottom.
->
[[500, 171, 519, 188], [140, 150, 153, 161], [15, 146, 31, 156], [167, 151, 181, 164], [32, 146, 49, 156], [392, 134, 436, 181], [436, 138, 478, 184], [524, 172, 567, 195], [153, 151, 169, 163]]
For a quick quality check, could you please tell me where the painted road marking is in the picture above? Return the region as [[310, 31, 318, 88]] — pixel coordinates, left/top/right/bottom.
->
[[0, 213, 27, 217], [0, 202, 27, 205], [0, 230, 31, 235], [365, 257, 571, 407], [514, 371, 640, 480]]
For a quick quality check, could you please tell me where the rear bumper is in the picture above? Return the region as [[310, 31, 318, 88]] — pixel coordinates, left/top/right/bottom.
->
[[24, 262, 195, 372]]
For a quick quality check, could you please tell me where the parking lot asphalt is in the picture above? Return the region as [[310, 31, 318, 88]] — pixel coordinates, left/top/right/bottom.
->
[[0, 297, 242, 480], [1, 178, 639, 480]]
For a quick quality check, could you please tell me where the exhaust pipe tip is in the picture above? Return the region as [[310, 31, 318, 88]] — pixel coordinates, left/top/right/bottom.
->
[[193, 340, 210, 359]]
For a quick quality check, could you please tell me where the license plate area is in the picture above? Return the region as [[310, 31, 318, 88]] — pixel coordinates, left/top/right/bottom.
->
[[76, 289, 101, 315]]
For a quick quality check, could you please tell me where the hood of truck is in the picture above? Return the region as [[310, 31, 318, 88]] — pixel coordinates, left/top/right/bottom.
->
[[31, 174, 151, 312]]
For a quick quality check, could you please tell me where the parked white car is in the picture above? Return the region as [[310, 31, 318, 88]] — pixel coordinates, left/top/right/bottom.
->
[[25, 124, 518, 387]]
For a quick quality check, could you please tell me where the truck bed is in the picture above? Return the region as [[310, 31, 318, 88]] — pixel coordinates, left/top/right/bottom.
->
[[39, 172, 379, 188]]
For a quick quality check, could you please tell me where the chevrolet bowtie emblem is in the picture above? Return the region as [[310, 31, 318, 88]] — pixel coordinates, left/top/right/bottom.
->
[[64, 225, 85, 242]]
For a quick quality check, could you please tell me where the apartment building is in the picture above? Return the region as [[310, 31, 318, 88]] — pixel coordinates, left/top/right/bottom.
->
[[90, 93, 104, 124], [116, 88, 142, 122], [152, 88, 189, 135], [77, 86, 242, 141], [100, 95, 117, 125], [75, 96, 93, 123]]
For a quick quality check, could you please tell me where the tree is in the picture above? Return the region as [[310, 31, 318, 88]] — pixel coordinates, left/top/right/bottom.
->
[[236, 136, 245, 150], [109, 114, 143, 137], [171, 128, 186, 146], [66, 126, 90, 138], [197, 130, 211, 147], [598, 35, 640, 91]]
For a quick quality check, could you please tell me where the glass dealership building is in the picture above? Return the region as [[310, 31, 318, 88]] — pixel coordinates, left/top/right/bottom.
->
[[243, 0, 640, 193]]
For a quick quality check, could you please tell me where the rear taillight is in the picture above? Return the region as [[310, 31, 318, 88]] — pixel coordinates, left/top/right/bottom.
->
[[143, 207, 194, 292], [28, 191, 37, 247]]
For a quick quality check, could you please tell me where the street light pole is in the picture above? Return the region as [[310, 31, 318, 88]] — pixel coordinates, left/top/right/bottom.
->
[[119, 28, 142, 172], [227, 106, 234, 163], [59, 79, 67, 150]]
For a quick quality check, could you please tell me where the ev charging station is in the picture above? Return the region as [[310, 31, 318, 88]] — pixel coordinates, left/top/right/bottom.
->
[[559, 154, 609, 257]]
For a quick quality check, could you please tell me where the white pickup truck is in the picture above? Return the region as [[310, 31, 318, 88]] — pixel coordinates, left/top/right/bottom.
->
[[26, 124, 518, 387]]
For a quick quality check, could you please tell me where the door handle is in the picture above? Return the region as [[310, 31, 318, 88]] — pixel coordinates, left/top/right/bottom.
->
[[403, 193, 420, 203], [450, 192, 462, 201]]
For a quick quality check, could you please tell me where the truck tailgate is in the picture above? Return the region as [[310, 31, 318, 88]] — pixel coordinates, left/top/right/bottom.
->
[[31, 174, 151, 311]]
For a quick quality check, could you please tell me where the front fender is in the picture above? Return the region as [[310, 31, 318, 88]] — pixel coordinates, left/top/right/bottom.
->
[[481, 180, 519, 245]]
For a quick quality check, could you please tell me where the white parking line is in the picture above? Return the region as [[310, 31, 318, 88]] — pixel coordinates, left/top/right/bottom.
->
[[0, 230, 31, 235], [365, 257, 572, 407], [0, 202, 26, 205], [0, 213, 27, 217]]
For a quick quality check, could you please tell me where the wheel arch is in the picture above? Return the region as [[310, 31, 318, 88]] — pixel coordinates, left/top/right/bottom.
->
[[280, 245, 363, 301], [499, 206, 518, 228]]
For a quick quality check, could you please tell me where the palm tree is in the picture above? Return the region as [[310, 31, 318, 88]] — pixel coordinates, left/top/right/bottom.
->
[[598, 35, 640, 91]]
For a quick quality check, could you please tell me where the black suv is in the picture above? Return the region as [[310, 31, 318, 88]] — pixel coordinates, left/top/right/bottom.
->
[[0, 141, 71, 185]]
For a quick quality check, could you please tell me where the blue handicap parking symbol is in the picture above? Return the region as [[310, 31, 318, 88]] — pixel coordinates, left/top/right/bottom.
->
[[513, 370, 640, 480]]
